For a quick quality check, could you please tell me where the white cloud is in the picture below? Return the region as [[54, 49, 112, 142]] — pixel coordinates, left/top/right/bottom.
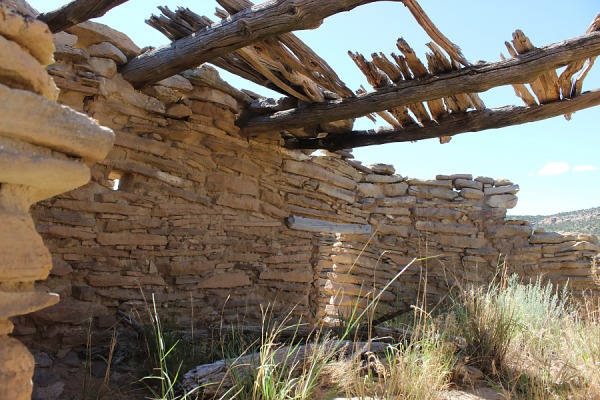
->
[[537, 162, 570, 176], [572, 165, 598, 172]]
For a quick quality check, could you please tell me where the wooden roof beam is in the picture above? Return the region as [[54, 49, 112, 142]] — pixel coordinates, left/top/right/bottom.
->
[[38, 0, 130, 33], [238, 31, 600, 135], [121, 0, 382, 88], [285, 88, 600, 150]]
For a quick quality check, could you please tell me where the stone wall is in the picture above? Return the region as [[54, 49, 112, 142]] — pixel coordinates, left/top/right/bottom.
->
[[0, 5, 114, 399], [11, 23, 599, 350]]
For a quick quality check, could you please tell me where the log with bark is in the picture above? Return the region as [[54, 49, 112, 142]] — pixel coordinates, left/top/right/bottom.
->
[[37, 0, 130, 33], [285, 88, 600, 150], [239, 31, 600, 136]]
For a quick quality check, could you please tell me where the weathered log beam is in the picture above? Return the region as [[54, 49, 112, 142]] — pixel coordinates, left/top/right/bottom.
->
[[285, 215, 372, 234], [121, 0, 380, 88], [240, 31, 600, 135], [37, 0, 130, 33], [285, 88, 600, 150]]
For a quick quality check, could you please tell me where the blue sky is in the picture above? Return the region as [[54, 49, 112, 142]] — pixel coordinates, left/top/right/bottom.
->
[[30, 0, 600, 215]]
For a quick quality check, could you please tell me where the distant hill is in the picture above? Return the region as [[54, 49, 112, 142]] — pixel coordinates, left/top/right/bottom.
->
[[509, 207, 600, 237]]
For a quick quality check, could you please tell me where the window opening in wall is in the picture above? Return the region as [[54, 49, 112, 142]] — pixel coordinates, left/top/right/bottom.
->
[[108, 171, 122, 191]]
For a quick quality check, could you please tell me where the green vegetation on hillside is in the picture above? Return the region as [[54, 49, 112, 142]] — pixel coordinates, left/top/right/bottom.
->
[[510, 206, 600, 236]]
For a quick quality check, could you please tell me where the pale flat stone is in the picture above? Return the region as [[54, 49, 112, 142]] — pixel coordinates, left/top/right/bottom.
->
[[530, 232, 580, 244], [88, 41, 127, 64], [0, 291, 59, 319], [367, 163, 395, 175], [165, 103, 192, 119], [454, 178, 483, 190], [198, 273, 251, 288], [494, 178, 514, 187], [0, 35, 58, 100], [66, 21, 140, 59], [87, 57, 116, 78], [188, 86, 239, 113], [459, 188, 485, 199], [143, 85, 182, 103], [475, 176, 494, 185], [0, 83, 114, 163], [436, 173, 473, 181], [357, 183, 383, 198], [0, 4, 54, 66], [98, 76, 165, 114], [485, 194, 518, 209], [0, 337, 34, 400], [484, 184, 519, 195], [0, 211, 52, 282], [157, 74, 193, 92], [53, 31, 77, 47], [408, 186, 458, 201], [485, 224, 532, 238], [407, 178, 453, 189], [0, 144, 91, 200], [361, 174, 404, 183], [383, 182, 408, 196]]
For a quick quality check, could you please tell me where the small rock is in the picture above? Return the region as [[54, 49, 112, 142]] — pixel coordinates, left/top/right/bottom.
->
[[88, 42, 127, 64], [88, 57, 117, 78], [165, 103, 192, 119], [367, 163, 395, 175], [33, 370, 59, 387], [60, 350, 81, 367], [34, 352, 53, 368], [32, 381, 64, 400]]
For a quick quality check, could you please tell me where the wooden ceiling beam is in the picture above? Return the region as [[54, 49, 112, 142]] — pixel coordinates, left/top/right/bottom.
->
[[38, 0, 130, 33], [238, 31, 600, 135], [120, 0, 381, 88], [285, 88, 600, 150]]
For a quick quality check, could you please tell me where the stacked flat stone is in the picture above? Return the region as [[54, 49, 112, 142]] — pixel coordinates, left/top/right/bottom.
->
[[14, 22, 599, 354], [0, 5, 114, 399]]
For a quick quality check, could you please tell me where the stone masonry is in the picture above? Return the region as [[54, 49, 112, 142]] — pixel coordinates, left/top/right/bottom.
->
[[0, 4, 114, 399], [0, 19, 597, 364]]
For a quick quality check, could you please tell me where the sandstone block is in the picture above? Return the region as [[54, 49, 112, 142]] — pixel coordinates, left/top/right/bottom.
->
[[408, 186, 458, 201], [66, 21, 140, 59], [143, 85, 181, 103], [416, 221, 478, 236], [188, 86, 239, 113], [376, 196, 416, 207], [367, 163, 395, 175], [530, 232, 580, 244], [0, 337, 34, 400], [317, 182, 356, 204], [88, 41, 127, 64], [475, 176, 494, 185], [96, 233, 167, 246], [436, 235, 488, 249], [0, 291, 59, 319], [165, 103, 192, 119], [383, 182, 408, 197], [459, 188, 484, 199], [0, 35, 58, 100], [485, 224, 532, 238], [407, 178, 453, 189], [494, 178, 514, 187], [484, 184, 520, 195], [0, 4, 55, 66], [216, 193, 260, 212], [260, 270, 313, 283], [357, 183, 383, 198], [0, 83, 114, 163], [198, 273, 250, 288], [361, 174, 404, 184], [31, 298, 108, 324], [283, 160, 356, 190], [98, 76, 165, 114], [213, 153, 261, 177], [485, 194, 518, 209], [53, 32, 77, 47], [88, 57, 117, 78], [436, 174, 473, 181], [454, 179, 483, 190], [206, 174, 259, 197], [0, 142, 91, 200], [0, 212, 52, 282], [156, 74, 193, 92]]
